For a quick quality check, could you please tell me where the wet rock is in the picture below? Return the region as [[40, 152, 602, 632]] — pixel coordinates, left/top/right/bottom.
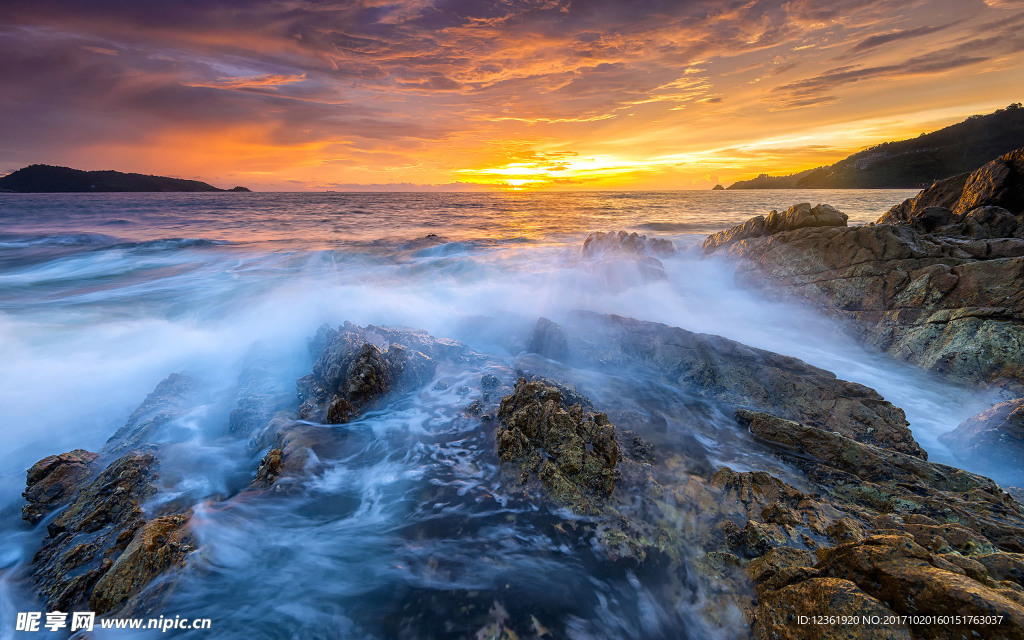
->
[[814, 534, 1024, 638], [103, 373, 196, 455], [579, 231, 675, 290], [940, 398, 1024, 468], [738, 409, 1024, 552], [90, 512, 194, 616], [531, 313, 923, 457], [528, 317, 569, 361], [496, 378, 619, 513], [703, 203, 848, 252], [22, 449, 98, 525], [30, 450, 191, 614], [703, 150, 1024, 394], [298, 322, 470, 423]]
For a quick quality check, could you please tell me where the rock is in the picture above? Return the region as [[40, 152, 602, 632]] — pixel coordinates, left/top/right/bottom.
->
[[530, 313, 923, 457], [755, 578, 910, 640], [22, 449, 98, 525], [581, 230, 676, 258], [103, 374, 196, 455], [298, 322, 470, 423], [528, 317, 569, 361], [496, 378, 619, 513], [738, 409, 1024, 552], [578, 231, 675, 291], [89, 513, 194, 616], [940, 398, 1024, 469], [704, 150, 1024, 394], [703, 203, 847, 252], [815, 534, 1024, 639], [712, 184, 725, 190], [30, 450, 192, 614], [721, 409, 1024, 638]]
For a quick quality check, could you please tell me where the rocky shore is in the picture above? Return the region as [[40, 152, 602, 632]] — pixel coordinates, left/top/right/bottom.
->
[[14, 155, 1024, 638]]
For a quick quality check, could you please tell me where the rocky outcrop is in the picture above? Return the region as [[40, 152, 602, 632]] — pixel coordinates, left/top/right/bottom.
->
[[577, 231, 676, 290], [496, 378, 619, 513], [103, 373, 196, 455], [727, 409, 1024, 639], [22, 449, 98, 525], [703, 203, 848, 252], [703, 152, 1024, 395], [581, 230, 676, 258], [25, 375, 201, 617], [940, 399, 1024, 470], [29, 449, 194, 615], [528, 313, 923, 457], [880, 148, 1024, 223], [297, 322, 469, 424]]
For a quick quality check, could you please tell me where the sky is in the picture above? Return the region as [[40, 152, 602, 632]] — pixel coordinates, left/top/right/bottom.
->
[[1, 0, 1022, 191]]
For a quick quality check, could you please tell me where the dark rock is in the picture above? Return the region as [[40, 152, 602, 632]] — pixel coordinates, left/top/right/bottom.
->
[[298, 322, 470, 423], [481, 374, 500, 390], [22, 449, 98, 525], [940, 398, 1024, 468], [31, 450, 193, 615], [712, 184, 725, 190], [530, 313, 923, 457], [527, 317, 568, 361], [496, 378, 619, 513]]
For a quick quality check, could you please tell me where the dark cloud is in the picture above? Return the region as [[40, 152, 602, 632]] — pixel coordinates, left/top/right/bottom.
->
[[851, 24, 952, 51]]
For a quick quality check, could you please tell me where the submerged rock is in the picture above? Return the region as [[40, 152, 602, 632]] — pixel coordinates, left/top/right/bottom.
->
[[496, 378, 619, 513], [297, 322, 469, 424], [940, 398, 1024, 469], [22, 449, 98, 525], [703, 150, 1024, 396], [528, 313, 923, 457]]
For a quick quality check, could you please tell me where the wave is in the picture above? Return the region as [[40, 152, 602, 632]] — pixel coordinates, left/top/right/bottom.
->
[[0, 232, 120, 248], [114, 238, 234, 251]]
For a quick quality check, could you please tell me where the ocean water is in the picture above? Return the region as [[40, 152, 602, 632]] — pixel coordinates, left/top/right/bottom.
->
[[0, 190, 1003, 639]]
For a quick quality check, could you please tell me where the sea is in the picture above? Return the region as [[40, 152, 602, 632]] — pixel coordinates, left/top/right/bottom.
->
[[0, 190, 1004, 639]]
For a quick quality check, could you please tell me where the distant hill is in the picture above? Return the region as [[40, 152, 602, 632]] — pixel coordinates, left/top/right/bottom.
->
[[727, 103, 1024, 189], [0, 164, 251, 193]]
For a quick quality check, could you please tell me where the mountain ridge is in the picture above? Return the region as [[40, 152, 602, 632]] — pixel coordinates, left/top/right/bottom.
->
[[0, 164, 251, 193], [727, 103, 1024, 189]]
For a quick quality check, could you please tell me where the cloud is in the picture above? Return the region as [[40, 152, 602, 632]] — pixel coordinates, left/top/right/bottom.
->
[[0, 0, 1021, 188], [851, 24, 952, 52]]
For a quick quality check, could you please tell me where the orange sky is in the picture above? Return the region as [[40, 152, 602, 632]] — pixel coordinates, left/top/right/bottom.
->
[[1, 0, 1022, 191]]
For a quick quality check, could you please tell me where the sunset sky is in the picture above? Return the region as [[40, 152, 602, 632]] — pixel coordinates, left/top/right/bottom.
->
[[1, 0, 1022, 191]]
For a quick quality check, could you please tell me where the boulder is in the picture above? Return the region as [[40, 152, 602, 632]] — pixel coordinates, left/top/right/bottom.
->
[[30, 450, 194, 615], [581, 230, 676, 258], [496, 377, 619, 513], [22, 449, 98, 525], [704, 150, 1024, 394], [298, 322, 470, 423]]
